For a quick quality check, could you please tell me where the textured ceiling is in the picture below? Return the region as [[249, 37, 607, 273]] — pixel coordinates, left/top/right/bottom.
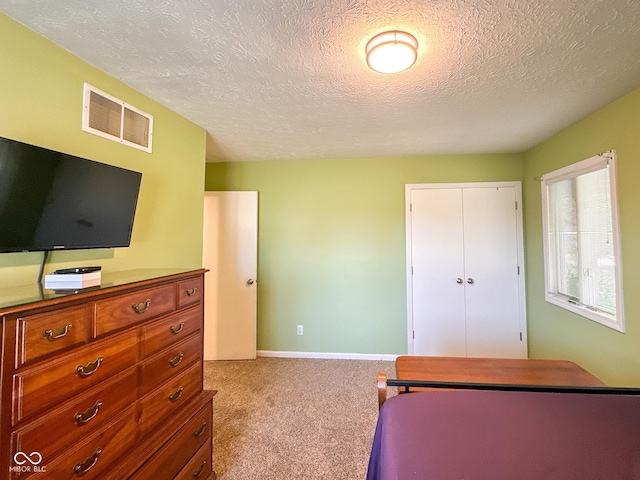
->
[[1, 0, 640, 162]]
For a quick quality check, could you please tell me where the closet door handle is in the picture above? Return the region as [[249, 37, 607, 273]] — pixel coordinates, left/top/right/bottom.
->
[[456, 278, 463, 284], [467, 278, 474, 285]]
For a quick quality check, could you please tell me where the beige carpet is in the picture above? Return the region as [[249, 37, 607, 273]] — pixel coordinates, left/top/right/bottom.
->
[[203, 357, 396, 479]]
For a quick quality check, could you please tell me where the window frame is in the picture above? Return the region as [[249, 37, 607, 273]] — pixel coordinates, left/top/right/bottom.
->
[[540, 150, 625, 332]]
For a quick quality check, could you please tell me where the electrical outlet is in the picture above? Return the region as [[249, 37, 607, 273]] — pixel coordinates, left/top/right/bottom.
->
[[297, 325, 303, 335]]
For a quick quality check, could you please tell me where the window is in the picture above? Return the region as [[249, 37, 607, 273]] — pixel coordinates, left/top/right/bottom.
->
[[82, 83, 153, 153], [541, 151, 624, 332]]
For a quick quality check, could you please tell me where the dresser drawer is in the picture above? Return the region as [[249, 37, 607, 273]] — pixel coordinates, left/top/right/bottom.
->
[[12, 406, 138, 480], [11, 367, 137, 462], [93, 284, 175, 337], [176, 441, 212, 480], [138, 362, 202, 437], [140, 305, 201, 358], [12, 331, 138, 425], [139, 333, 202, 395], [177, 276, 203, 309], [16, 305, 89, 367], [129, 400, 212, 480]]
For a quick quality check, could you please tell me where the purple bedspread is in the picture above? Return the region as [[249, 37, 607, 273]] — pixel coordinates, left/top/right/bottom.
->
[[367, 390, 640, 480]]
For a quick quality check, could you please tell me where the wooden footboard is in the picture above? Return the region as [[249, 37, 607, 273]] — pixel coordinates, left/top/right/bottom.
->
[[377, 372, 640, 409]]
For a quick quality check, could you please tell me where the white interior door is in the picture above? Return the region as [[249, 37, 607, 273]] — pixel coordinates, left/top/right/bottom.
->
[[203, 191, 258, 360], [407, 183, 526, 358]]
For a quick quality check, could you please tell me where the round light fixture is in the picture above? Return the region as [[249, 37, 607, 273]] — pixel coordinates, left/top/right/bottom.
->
[[365, 30, 418, 74]]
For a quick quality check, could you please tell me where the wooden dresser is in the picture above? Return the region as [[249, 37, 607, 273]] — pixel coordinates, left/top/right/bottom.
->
[[0, 268, 216, 479]]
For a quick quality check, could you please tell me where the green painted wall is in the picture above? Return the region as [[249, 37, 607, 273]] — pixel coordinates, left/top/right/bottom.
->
[[523, 86, 640, 387], [0, 13, 206, 288], [8, 2, 630, 383], [206, 155, 524, 355]]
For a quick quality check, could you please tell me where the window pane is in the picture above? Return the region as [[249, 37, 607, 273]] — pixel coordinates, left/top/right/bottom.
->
[[549, 179, 579, 298], [576, 168, 615, 313]]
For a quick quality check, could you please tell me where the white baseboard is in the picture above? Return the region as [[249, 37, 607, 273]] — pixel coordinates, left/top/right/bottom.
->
[[257, 350, 399, 361]]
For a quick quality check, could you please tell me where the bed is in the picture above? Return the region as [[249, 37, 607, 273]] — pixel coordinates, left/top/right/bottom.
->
[[368, 357, 640, 480], [379, 355, 606, 408]]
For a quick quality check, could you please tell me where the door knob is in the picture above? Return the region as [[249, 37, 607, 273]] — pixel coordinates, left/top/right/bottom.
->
[[246, 279, 255, 286], [467, 278, 474, 284], [456, 278, 463, 284]]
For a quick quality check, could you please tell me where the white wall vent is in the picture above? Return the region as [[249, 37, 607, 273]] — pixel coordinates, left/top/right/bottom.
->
[[82, 83, 153, 153]]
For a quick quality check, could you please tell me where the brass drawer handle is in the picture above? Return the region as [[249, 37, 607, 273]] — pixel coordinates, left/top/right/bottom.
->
[[131, 299, 151, 314], [168, 387, 184, 403], [186, 287, 197, 297], [193, 460, 207, 478], [169, 322, 185, 335], [168, 353, 184, 368], [43, 323, 72, 341], [76, 356, 104, 377], [193, 420, 207, 438], [74, 448, 102, 476], [74, 400, 103, 425]]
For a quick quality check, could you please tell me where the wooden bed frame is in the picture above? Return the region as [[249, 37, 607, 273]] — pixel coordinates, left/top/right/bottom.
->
[[369, 368, 640, 480], [377, 356, 638, 409], [377, 372, 640, 408]]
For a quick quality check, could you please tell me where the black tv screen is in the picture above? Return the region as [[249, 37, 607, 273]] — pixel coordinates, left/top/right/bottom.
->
[[0, 136, 142, 253]]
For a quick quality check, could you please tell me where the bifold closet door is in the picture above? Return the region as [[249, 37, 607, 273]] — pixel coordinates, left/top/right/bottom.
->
[[462, 187, 522, 358], [410, 188, 467, 356], [409, 185, 524, 358]]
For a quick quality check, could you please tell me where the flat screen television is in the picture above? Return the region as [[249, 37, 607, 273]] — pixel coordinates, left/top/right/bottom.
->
[[0, 136, 142, 253]]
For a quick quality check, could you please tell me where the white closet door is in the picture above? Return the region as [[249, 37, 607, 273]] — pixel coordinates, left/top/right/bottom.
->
[[463, 187, 522, 358], [407, 183, 526, 358], [203, 191, 258, 360], [410, 188, 467, 356]]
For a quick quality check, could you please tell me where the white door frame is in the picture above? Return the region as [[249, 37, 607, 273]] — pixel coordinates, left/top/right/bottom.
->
[[405, 182, 527, 356]]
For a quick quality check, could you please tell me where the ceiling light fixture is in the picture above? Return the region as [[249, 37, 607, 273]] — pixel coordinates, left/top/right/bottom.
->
[[365, 30, 418, 74]]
